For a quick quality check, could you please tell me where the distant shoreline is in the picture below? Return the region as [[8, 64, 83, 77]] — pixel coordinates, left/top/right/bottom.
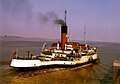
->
[[0, 36, 120, 44], [0, 36, 58, 42]]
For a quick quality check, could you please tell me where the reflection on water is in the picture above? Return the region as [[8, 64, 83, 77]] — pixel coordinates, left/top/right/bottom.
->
[[0, 41, 120, 84]]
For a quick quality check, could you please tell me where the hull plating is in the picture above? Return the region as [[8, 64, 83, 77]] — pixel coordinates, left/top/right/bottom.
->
[[10, 54, 98, 68]]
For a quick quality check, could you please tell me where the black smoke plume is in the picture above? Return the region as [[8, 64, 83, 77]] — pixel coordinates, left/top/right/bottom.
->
[[55, 19, 65, 26], [0, 0, 32, 20], [37, 12, 65, 26]]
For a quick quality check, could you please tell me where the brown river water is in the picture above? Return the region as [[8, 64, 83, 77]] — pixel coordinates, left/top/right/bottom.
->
[[0, 40, 120, 84]]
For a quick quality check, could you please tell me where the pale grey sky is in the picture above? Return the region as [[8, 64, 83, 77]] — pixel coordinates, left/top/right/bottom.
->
[[0, 0, 120, 42]]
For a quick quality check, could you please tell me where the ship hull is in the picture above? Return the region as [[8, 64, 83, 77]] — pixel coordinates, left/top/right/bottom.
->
[[10, 54, 99, 69]]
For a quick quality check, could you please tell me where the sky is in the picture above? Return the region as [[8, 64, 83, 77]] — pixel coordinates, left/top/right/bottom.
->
[[0, 0, 120, 43]]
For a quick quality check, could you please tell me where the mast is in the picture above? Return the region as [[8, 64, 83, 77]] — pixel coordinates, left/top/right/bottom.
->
[[84, 24, 86, 44], [64, 10, 67, 26]]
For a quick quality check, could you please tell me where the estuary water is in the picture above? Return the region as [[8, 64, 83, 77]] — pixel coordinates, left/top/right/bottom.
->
[[0, 40, 120, 84]]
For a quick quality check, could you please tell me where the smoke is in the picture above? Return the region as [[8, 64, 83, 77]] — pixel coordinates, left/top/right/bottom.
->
[[37, 12, 57, 24], [0, 0, 65, 27], [37, 12, 65, 26], [0, 0, 33, 22], [55, 19, 65, 26]]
